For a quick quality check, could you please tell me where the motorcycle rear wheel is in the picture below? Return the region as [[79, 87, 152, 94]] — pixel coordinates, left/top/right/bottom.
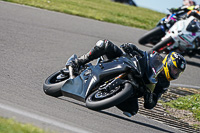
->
[[138, 26, 165, 45], [43, 70, 69, 97], [86, 82, 133, 111]]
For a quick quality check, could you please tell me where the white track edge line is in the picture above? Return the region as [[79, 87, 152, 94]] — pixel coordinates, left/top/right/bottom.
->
[[0, 103, 91, 133]]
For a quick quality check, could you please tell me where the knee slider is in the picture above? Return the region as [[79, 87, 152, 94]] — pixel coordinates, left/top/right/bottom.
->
[[95, 40, 106, 49]]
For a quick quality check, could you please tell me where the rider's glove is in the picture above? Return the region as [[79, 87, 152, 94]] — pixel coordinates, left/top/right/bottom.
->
[[169, 8, 176, 13], [121, 43, 144, 57], [120, 43, 133, 54]]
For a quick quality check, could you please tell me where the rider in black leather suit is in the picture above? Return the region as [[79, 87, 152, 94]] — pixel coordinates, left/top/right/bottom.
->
[[67, 39, 186, 117]]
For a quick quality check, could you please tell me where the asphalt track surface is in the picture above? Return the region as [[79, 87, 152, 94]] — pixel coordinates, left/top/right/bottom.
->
[[0, 1, 199, 133]]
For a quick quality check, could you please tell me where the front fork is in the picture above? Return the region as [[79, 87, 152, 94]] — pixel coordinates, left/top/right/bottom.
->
[[115, 72, 140, 92], [68, 66, 75, 79]]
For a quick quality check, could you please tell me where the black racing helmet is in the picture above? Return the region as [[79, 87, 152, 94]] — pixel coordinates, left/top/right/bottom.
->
[[162, 52, 186, 81]]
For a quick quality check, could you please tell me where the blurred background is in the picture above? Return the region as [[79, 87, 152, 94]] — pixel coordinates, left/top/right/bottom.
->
[[113, 0, 200, 13]]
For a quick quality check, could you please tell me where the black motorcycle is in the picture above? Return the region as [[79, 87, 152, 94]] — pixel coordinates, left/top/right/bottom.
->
[[43, 50, 163, 111]]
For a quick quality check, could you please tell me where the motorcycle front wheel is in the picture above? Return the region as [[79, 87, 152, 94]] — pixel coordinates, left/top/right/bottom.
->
[[43, 70, 69, 97], [86, 82, 133, 111], [152, 36, 174, 53], [138, 26, 165, 45]]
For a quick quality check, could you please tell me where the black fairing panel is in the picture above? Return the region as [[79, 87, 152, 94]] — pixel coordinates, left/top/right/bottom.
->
[[61, 77, 85, 101], [61, 56, 133, 102]]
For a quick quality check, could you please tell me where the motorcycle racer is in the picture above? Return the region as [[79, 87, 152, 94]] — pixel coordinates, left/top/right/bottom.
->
[[66, 39, 186, 117], [169, 5, 199, 14], [164, 5, 200, 27], [183, 0, 196, 6]]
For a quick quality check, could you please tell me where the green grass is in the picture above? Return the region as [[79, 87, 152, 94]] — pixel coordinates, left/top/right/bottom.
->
[[0, 117, 48, 133], [163, 94, 200, 121], [2, 0, 165, 30]]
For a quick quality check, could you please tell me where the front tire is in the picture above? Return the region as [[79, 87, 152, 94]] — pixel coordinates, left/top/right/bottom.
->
[[86, 82, 133, 111], [138, 26, 165, 45], [152, 37, 174, 53], [43, 70, 69, 97]]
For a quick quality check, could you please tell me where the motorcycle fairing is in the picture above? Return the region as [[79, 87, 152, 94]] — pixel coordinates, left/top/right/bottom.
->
[[165, 16, 200, 51], [61, 77, 85, 102], [61, 56, 135, 102]]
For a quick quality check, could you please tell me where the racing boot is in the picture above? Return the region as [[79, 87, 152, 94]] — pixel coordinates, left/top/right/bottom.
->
[[65, 39, 123, 76], [116, 97, 139, 117], [64, 40, 106, 75], [123, 111, 133, 117], [73, 39, 123, 68]]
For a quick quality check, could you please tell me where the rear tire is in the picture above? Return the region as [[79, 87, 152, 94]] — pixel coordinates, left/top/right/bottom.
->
[[86, 82, 133, 111], [138, 26, 165, 45], [43, 70, 69, 97], [152, 37, 174, 52]]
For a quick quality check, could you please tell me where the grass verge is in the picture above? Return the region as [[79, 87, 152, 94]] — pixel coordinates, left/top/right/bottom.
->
[[0, 117, 49, 133], [2, 0, 165, 30], [162, 94, 200, 129]]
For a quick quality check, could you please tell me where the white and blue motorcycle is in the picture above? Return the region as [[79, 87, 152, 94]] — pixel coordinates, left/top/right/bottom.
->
[[152, 16, 200, 57]]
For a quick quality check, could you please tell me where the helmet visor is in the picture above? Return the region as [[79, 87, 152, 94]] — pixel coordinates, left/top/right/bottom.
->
[[168, 61, 182, 79]]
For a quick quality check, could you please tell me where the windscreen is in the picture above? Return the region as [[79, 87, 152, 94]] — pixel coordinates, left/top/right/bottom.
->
[[149, 53, 164, 75], [147, 53, 164, 84]]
